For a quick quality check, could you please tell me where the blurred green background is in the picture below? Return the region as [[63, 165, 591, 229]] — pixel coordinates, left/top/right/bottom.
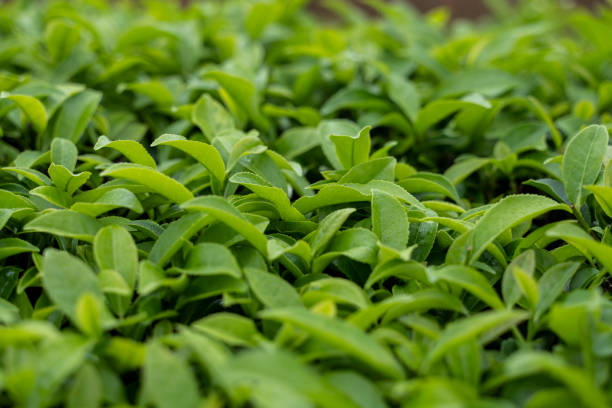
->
[[1, 0, 604, 19], [311, 0, 604, 19], [167, 0, 607, 19]]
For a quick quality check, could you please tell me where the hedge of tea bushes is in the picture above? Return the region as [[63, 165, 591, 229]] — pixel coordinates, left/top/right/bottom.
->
[[1, 0, 612, 407]]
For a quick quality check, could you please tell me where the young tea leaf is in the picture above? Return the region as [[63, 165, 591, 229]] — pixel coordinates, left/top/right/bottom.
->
[[562, 125, 609, 207]]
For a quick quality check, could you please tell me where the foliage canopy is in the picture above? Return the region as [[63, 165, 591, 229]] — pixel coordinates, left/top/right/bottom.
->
[[1, 0, 612, 407]]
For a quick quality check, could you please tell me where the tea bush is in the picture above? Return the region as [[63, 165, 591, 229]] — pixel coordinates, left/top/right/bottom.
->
[[1, 0, 612, 407]]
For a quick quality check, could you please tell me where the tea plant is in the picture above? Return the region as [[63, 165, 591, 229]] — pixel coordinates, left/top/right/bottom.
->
[[1, 0, 612, 407]]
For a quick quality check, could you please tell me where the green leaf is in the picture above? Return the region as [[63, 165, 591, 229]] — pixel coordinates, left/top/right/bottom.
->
[[348, 289, 465, 329], [300, 278, 369, 310], [330, 126, 371, 170], [24, 210, 102, 242], [66, 364, 102, 408], [428, 265, 504, 310], [0, 298, 19, 324], [436, 69, 520, 98], [94, 135, 157, 168], [97, 269, 131, 296], [275, 127, 320, 160], [50, 138, 78, 172], [224, 134, 267, 173], [490, 351, 609, 408], [337, 157, 396, 184], [444, 157, 490, 185], [585, 185, 612, 217], [0, 208, 15, 230], [204, 70, 270, 132], [143, 342, 200, 408], [71, 187, 144, 217], [501, 122, 548, 154], [180, 327, 230, 375], [245, 1, 283, 38], [178, 243, 241, 278], [524, 389, 581, 408], [3, 166, 52, 185], [562, 125, 609, 207], [48, 163, 90, 194], [182, 196, 269, 257], [230, 172, 304, 221], [318, 120, 361, 170], [523, 178, 568, 204], [53, 90, 102, 142], [398, 172, 462, 204], [310, 208, 355, 255], [75, 293, 104, 337], [453, 194, 568, 264], [294, 185, 367, 214], [192, 312, 260, 346], [192, 94, 235, 142], [294, 180, 423, 214], [220, 349, 360, 408], [101, 163, 194, 204], [179, 275, 247, 306], [513, 267, 539, 309], [30, 185, 72, 207], [387, 73, 420, 122], [415, 96, 490, 135], [501, 250, 535, 308], [424, 310, 528, 369], [326, 371, 387, 408], [408, 216, 438, 262], [1, 93, 48, 134], [149, 212, 212, 266], [0, 190, 36, 211], [41, 249, 108, 324], [45, 19, 80, 61], [262, 104, 321, 126], [312, 228, 378, 274], [365, 259, 428, 289], [371, 189, 409, 250], [546, 223, 612, 272], [261, 307, 404, 379], [0, 238, 38, 260], [152, 133, 225, 192], [119, 80, 174, 106], [26, 334, 93, 403], [244, 267, 302, 308], [321, 88, 392, 116], [534, 262, 579, 322], [94, 225, 138, 290], [138, 261, 168, 295]]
